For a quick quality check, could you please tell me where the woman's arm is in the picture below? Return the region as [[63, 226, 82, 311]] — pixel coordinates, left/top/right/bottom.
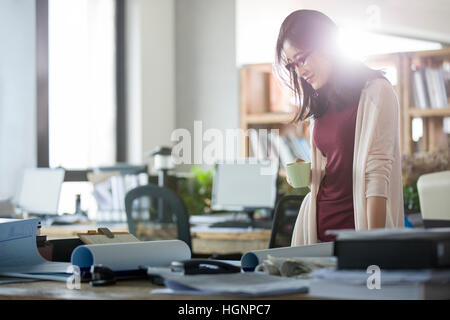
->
[[367, 196, 386, 229], [365, 79, 399, 228]]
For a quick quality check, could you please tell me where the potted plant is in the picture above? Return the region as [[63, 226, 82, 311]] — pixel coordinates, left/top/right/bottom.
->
[[176, 165, 214, 215], [402, 150, 450, 214]]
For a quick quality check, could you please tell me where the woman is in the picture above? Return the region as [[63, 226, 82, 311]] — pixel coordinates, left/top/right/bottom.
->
[[274, 10, 404, 245]]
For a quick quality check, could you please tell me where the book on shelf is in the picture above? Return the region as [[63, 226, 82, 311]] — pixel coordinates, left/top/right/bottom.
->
[[264, 132, 312, 168], [278, 136, 297, 168], [264, 133, 294, 168], [443, 61, 450, 101], [249, 129, 270, 160], [266, 132, 279, 160], [286, 132, 311, 163], [91, 173, 146, 216], [437, 67, 448, 108], [250, 130, 312, 168], [424, 67, 448, 109], [411, 67, 429, 109]]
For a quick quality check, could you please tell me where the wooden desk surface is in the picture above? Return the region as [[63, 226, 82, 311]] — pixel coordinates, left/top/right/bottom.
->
[[0, 279, 312, 300], [41, 224, 271, 255]]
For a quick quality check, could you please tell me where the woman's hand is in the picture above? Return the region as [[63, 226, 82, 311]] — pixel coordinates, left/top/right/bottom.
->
[[286, 158, 304, 187]]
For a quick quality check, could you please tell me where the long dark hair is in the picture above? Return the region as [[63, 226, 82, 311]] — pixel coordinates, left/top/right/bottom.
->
[[274, 10, 385, 122]]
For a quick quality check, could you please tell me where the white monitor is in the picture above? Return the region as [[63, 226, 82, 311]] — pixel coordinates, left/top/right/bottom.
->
[[17, 168, 65, 215], [211, 161, 278, 211]]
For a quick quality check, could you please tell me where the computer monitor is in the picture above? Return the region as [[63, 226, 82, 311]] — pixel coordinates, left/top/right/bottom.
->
[[17, 168, 65, 216], [211, 160, 278, 212]]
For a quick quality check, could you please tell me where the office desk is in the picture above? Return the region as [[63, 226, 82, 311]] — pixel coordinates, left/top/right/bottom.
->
[[41, 224, 271, 255], [191, 229, 270, 254], [0, 279, 312, 300], [41, 223, 129, 240]]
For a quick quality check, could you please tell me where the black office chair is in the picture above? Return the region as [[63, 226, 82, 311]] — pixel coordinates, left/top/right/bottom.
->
[[124, 183, 192, 250], [269, 194, 305, 248]]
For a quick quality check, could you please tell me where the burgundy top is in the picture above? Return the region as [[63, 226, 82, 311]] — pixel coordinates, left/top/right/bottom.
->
[[313, 102, 358, 242]]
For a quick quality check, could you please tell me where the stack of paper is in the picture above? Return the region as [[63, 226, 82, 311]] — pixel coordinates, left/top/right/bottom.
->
[[308, 268, 450, 300], [0, 218, 71, 281], [152, 272, 309, 297], [0, 218, 192, 282]]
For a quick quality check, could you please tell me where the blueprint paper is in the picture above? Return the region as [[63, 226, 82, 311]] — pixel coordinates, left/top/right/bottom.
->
[[71, 239, 191, 271], [241, 242, 333, 270], [311, 268, 450, 285], [155, 272, 309, 297], [0, 218, 70, 274], [0, 272, 70, 282]]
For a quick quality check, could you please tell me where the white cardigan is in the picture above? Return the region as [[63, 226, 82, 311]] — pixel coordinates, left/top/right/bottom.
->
[[291, 78, 405, 246]]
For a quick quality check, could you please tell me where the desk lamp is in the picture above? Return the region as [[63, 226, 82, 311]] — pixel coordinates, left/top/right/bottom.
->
[[146, 146, 174, 222], [147, 146, 173, 187]]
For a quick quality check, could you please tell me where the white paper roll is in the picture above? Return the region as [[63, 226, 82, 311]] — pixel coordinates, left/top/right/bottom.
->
[[71, 240, 191, 271], [240, 242, 333, 270]]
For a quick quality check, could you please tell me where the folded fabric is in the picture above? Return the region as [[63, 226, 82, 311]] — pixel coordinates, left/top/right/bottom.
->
[[255, 255, 336, 278]]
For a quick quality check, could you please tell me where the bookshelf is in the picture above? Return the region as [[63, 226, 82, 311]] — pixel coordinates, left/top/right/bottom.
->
[[409, 108, 450, 118], [404, 48, 450, 154], [239, 47, 450, 159], [245, 112, 294, 125], [239, 63, 299, 159]]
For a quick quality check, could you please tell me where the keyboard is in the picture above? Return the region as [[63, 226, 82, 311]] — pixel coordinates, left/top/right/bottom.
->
[[209, 219, 273, 229]]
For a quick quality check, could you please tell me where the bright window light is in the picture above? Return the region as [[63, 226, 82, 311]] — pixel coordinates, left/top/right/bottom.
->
[[444, 118, 450, 134], [412, 118, 423, 142], [338, 28, 442, 61], [49, 0, 116, 169], [58, 181, 96, 217]]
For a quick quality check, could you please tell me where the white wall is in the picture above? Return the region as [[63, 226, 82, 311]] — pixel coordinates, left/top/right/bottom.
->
[[175, 0, 239, 168], [236, 0, 299, 65], [0, 0, 37, 199], [236, 0, 450, 65], [125, 0, 176, 166]]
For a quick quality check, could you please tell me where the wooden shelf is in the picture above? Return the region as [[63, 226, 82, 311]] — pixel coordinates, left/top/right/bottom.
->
[[245, 112, 295, 124], [240, 48, 450, 156], [409, 47, 450, 58], [409, 108, 450, 117]]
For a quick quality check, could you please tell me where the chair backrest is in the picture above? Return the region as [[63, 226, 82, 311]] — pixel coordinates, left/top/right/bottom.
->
[[124, 183, 192, 249], [269, 194, 304, 248]]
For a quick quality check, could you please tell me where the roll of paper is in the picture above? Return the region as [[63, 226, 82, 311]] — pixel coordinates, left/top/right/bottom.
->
[[71, 240, 191, 271], [241, 242, 333, 271]]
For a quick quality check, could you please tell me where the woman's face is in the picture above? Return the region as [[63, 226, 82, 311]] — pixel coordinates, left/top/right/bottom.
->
[[282, 39, 333, 90]]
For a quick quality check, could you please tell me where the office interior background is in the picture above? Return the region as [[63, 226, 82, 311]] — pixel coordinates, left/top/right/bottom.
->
[[0, 0, 449, 221]]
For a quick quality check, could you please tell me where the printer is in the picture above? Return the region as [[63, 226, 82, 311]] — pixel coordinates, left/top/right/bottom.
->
[[417, 170, 450, 228]]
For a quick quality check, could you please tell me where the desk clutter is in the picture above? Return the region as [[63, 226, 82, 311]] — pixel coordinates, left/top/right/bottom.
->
[[1, 218, 450, 299], [306, 228, 450, 300], [77, 228, 139, 244]]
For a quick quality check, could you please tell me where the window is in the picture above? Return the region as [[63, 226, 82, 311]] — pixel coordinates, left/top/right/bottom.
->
[[337, 28, 442, 61], [36, 0, 126, 215], [48, 0, 117, 169]]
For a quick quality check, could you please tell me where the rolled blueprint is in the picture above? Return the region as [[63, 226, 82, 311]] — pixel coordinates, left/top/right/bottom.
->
[[241, 242, 333, 271], [71, 239, 191, 271]]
